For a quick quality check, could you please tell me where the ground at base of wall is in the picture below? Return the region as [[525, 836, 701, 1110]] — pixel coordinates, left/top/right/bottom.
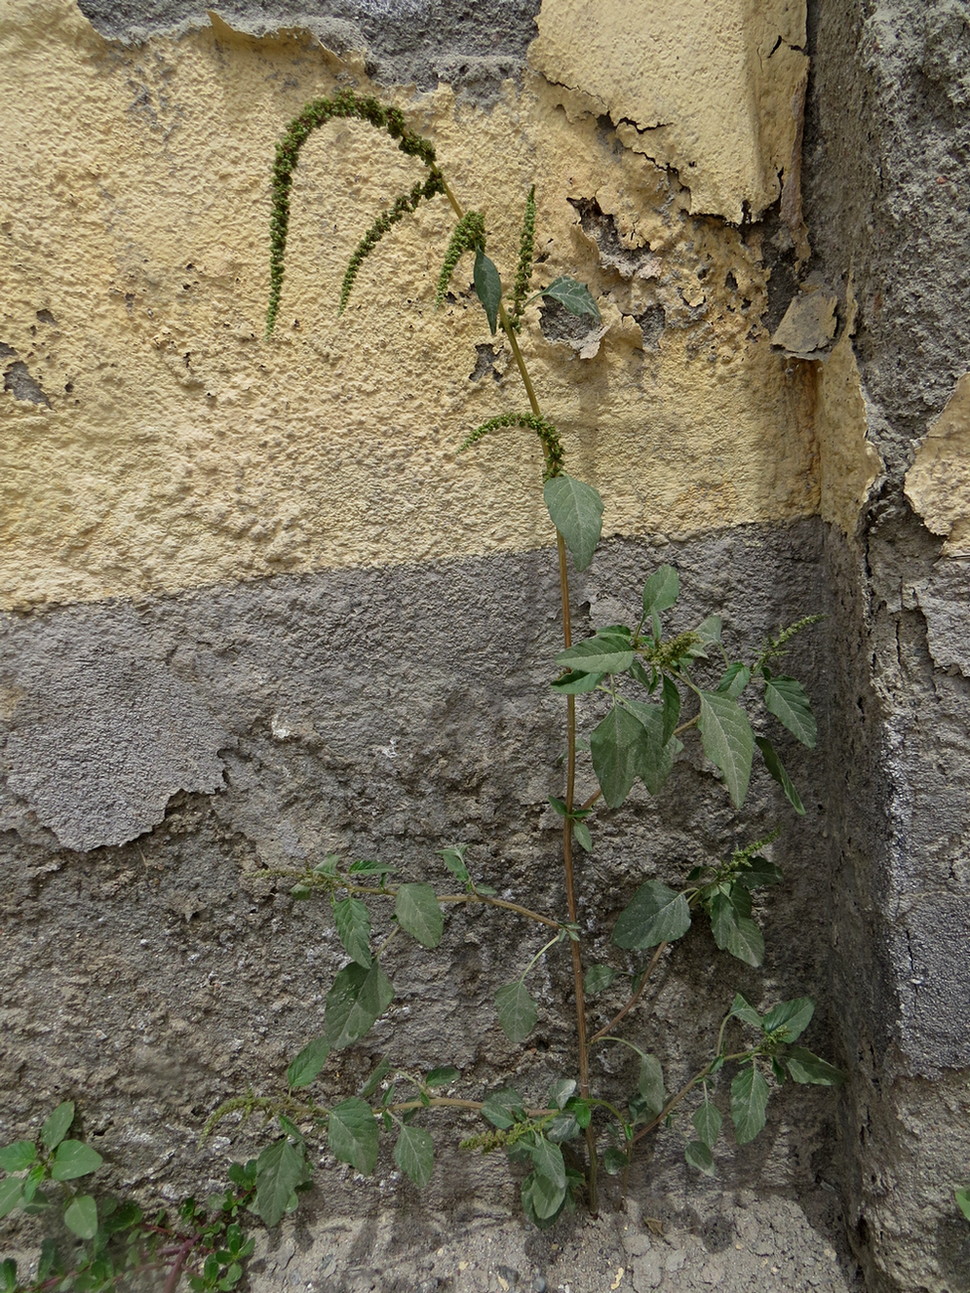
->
[[245, 1190, 863, 1293]]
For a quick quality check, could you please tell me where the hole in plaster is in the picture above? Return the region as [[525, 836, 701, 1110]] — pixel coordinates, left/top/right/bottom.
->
[[635, 304, 666, 350], [36, 309, 56, 325], [725, 271, 738, 292], [3, 360, 51, 407], [469, 344, 501, 382]]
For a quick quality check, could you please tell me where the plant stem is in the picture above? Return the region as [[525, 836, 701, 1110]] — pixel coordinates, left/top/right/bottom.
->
[[630, 1049, 753, 1145], [588, 941, 670, 1046]]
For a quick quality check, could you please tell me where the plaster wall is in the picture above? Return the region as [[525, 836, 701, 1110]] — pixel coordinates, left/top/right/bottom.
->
[[1, 0, 967, 1290]]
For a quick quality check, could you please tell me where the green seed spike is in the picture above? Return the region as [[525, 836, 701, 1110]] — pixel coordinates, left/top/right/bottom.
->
[[266, 90, 443, 336], [509, 186, 536, 331], [460, 412, 565, 481], [434, 212, 487, 309], [340, 175, 445, 315]]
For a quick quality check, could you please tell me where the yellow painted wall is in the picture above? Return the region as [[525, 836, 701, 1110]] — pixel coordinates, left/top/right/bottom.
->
[[1, 0, 848, 613]]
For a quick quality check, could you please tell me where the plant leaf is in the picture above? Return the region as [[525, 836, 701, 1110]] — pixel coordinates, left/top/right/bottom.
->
[[551, 668, 606, 694], [254, 1137, 309, 1227], [0, 1141, 37, 1173], [693, 1099, 723, 1149], [473, 250, 502, 334], [393, 1124, 434, 1188], [782, 1047, 844, 1086], [40, 1104, 75, 1153], [755, 737, 805, 814], [660, 677, 681, 744], [556, 632, 633, 675], [730, 1065, 769, 1144], [495, 981, 537, 1044], [613, 879, 691, 949], [955, 1188, 970, 1222], [547, 1078, 577, 1109], [324, 962, 394, 1049], [544, 474, 604, 572], [50, 1141, 103, 1182], [395, 883, 444, 949], [761, 998, 815, 1043], [697, 691, 754, 808], [642, 565, 679, 616], [717, 663, 751, 699], [573, 818, 593, 852], [333, 896, 372, 967], [287, 1037, 330, 1090], [763, 675, 816, 747], [526, 1139, 568, 1219], [636, 1053, 665, 1116], [481, 1089, 524, 1129], [621, 698, 679, 795], [539, 276, 601, 320], [709, 893, 764, 967], [584, 964, 616, 996], [63, 1194, 98, 1240], [684, 1140, 716, 1175], [0, 1178, 24, 1222], [729, 993, 763, 1029], [329, 1097, 379, 1175], [439, 846, 470, 884], [590, 705, 647, 808]]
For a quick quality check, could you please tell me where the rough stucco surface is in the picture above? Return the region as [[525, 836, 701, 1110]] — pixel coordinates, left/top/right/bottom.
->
[[905, 371, 970, 553], [804, 0, 970, 1289], [0, 0, 819, 613], [530, 0, 808, 222]]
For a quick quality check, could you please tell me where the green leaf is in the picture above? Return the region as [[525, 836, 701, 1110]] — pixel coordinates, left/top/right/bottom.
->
[[50, 1141, 103, 1181], [0, 1141, 37, 1172], [324, 962, 394, 1049], [761, 998, 815, 1043], [763, 675, 816, 747], [717, 663, 751, 699], [693, 1099, 723, 1149], [495, 981, 537, 1044], [621, 698, 679, 795], [613, 879, 691, 950], [0, 1258, 18, 1293], [439, 846, 470, 884], [572, 819, 593, 852], [693, 614, 723, 650], [736, 854, 784, 889], [660, 677, 681, 743], [729, 993, 763, 1029], [636, 1054, 665, 1116], [359, 1058, 392, 1100], [287, 1037, 330, 1090], [955, 1187, 970, 1222], [328, 1097, 379, 1175], [473, 250, 502, 334], [602, 1147, 629, 1175], [590, 705, 646, 808], [709, 893, 764, 967], [550, 668, 606, 694], [254, 1137, 308, 1227], [64, 1194, 98, 1240], [697, 691, 755, 808], [332, 896, 372, 968], [526, 1140, 567, 1220], [642, 565, 679, 616], [481, 1089, 524, 1129], [395, 883, 444, 949], [543, 474, 604, 572], [584, 964, 616, 996], [547, 1078, 577, 1110], [684, 1140, 716, 1175], [425, 1066, 459, 1090], [782, 1047, 844, 1086], [539, 275, 601, 320], [40, 1103, 75, 1152], [393, 1124, 434, 1188], [755, 736, 805, 814], [730, 1065, 769, 1144], [348, 858, 395, 877], [556, 632, 632, 675], [0, 1177, 24, 1221]]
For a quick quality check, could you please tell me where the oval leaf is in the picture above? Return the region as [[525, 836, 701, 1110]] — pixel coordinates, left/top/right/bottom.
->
[[329, 1097, 379, 1175], [684, 1140, 716, 1175], [730, 1065, 769, 1144], [782, 1047, 844, 1086], [636, 1053, 665, 1116], [761, 997, 814, 1042], [395, 883, 444, 949], [642, 565, 679, 616], [590, 706, 646, 808], [495, 981, 537, 1044], [393, 1124, 434, 1188], [333, 896, 372, 968], [255, 1137, 309, 1226], [692, 1099, 723, 1149], [287, 1037, 331, 1090], [544, 474, 604, 572], [324, 962, 394, 1049], [40, 1104, 75, 1152], [50, 1141, 103, 1182], [473, 251, 502, 335], [613, 879, 691, 950], [539, 276, 601, 320], [0, 1178, 24, 1222], [0, 1142, 37, 1173], [763, 675, 816, 748], [697, 691, 754, 808], [63, 1195, 98, 1240]]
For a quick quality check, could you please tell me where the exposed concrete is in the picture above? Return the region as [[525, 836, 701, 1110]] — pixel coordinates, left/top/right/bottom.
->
[[804, 0, 970, 1288]]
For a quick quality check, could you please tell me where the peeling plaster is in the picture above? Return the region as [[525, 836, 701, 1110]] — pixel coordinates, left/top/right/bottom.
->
[[530, 0, 808, 222], [0, 0, 817, 611], [905, 371, 970, 554]]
